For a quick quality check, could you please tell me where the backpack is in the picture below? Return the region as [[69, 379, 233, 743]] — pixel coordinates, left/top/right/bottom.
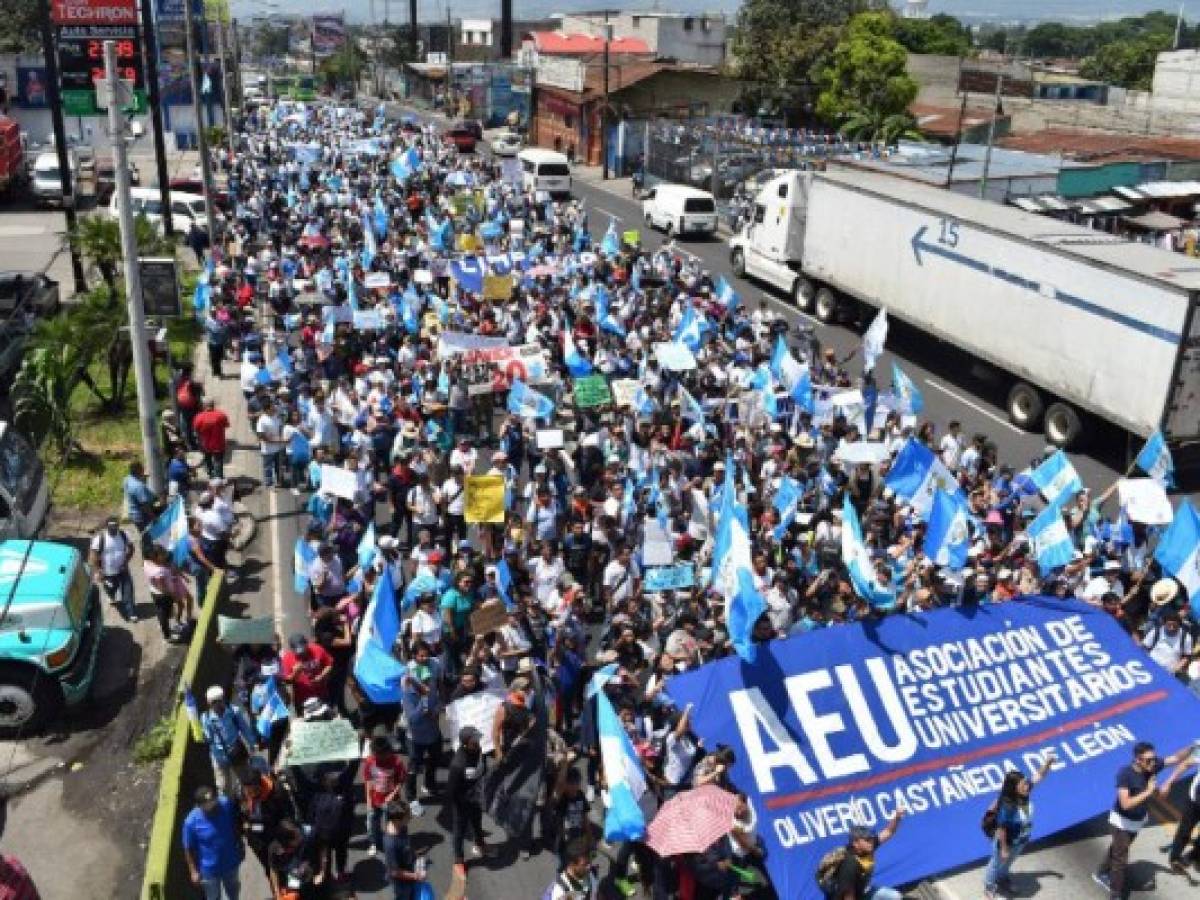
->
[[981, 798, 1000, 839], [815, 846, 847, 896]]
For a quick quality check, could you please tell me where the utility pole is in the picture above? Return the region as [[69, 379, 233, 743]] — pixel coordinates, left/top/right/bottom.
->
[[37, 0, 88, 295], [183, 0, 219, 228], [139, 0, 174, 236], [105, 41, 164, 496], [601, 20, 611, 180], [408, 0, 417, 59], [945, 91, 968, 187], [214, 3, 236, 158], [1175, 1, 1185, 50], [978, 73, 1003, 201]]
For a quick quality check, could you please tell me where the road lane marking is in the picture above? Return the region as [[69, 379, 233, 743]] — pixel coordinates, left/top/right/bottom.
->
[[592, 206, 621, 220], [923, 377, 1022, 434]]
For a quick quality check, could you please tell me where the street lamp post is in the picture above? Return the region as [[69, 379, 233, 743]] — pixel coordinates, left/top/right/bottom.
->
[[601, 22, 611, 181]]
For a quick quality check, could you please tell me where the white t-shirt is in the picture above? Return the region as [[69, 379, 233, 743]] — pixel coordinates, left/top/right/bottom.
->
[[442, 478, 467, 516], [1144, 626, 1193, 672], [90, 529, 131, 576], [662, 732, 700, 786], [407, 608, 443, 646], [530, 556, 564, 606], [603, 559, 637, 602], [940, 433, 963, 470], [256, 413, 285, 454]]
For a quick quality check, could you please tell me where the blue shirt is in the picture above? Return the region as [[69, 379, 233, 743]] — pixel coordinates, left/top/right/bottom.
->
[[181, 797, 242, 877], [123, 475, 156, 527]]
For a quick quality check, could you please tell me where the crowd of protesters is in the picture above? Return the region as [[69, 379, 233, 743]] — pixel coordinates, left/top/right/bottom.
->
[[165, 96, 1200, 900]]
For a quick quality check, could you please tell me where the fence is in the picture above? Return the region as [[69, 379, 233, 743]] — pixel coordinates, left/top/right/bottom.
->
[[643, 116, 885, 204], [140, 570, 229, 900]]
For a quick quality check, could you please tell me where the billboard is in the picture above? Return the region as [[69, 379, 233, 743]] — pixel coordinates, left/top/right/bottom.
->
[[15, 67, 49, 108], [55, 22, 147, 116], [311, 13, 346, 58]]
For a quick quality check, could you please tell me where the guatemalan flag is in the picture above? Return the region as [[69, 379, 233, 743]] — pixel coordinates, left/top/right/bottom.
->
[[772, 476, 802, 540], [892, 362, 924, 415], [861, 307, 888, 373], [562, 329, 593, 377], [1027, 502, 1075, 575], [588, 666, 647, 841], [357, 522, 377, 571], [294, 538, 317, 595], [674, 303, 708, 352], [1154, 499, 1200, 600], [148, 497, 188, 555], [769, 334, 807, 393], [678, 384, 706, 426], [716, 275, 741, 315], [884, 438, 962, 520], [633, 385, 657, 417], [1029, 450, 1084, 507], [256, 675, 289, 741], [507, 378, 555, 420], [353, 568, 406, 703], [1136, 430, 1174, 489], [925, 488, 971, 569], [841, 494, 895, 608], [711, 459, 765, 662], [495, 558, 515, 610]]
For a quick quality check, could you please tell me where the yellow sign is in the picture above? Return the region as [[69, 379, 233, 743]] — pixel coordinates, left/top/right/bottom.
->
[[457, 233, 478, 253], [483, 274, 513, 301], [622, 229, 640, 247], [465, 475, 506, 524]]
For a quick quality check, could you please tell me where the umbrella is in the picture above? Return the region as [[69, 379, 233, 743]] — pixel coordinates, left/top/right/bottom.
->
[[645, 784, 738, 857], [298, 234, 330, 249]]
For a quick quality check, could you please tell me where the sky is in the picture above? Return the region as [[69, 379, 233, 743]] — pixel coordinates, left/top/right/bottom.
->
[[229, 0, 1193, 27]]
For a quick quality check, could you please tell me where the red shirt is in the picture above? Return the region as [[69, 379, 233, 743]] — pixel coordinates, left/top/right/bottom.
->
[[280, 643, 334, 705], [192, 409, 231, 454], [362, 753, 408, 808]]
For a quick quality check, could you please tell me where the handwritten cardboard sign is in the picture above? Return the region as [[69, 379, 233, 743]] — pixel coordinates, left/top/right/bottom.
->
[[217, 616, 277, 646], [447, 690, 506, 753], [285, 718, 362, 767], [470, 599, 509, 636]]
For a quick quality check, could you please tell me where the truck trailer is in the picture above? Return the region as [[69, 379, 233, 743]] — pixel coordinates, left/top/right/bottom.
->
[[729, 169, 1200, 450]]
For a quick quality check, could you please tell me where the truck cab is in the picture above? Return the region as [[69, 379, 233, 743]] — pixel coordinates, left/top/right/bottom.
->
[[0, 540, 103, 736], [729, 171, 823, 312]]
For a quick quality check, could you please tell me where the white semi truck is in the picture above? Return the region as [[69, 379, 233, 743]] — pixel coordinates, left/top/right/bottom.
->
[[729, 168, 1200, 450]]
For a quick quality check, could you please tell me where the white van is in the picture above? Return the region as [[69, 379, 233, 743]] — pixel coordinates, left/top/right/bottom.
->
[[30, 151, 76, 207], [517, 148, 571, 199], [642, 183, 719, 238], [109, 187, 208, 234]]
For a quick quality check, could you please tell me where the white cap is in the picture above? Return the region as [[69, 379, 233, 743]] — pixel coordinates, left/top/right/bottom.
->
[[205, 685, 225, 703]]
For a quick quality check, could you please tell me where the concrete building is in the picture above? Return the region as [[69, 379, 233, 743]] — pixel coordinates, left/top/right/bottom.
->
[[557, 12, 727, 67], [1152, 49, 1200, 115], [459, 18, 495, 52]]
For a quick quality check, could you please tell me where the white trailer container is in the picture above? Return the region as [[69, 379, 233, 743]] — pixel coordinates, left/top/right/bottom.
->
[[729, 169, 1200, 449]]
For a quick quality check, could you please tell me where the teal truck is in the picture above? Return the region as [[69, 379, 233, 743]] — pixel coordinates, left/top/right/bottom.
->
[[0, 540, 103, 736]]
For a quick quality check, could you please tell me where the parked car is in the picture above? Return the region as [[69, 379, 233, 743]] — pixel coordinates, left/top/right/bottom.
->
[[110, 187, 208, 235], [490, 130, 524, 157], [29, 151, 77, 207], [0, 272, 60, 318], [443, 126, 478, 153], [167, 177, 230, 211], [642, 183, 719, 238]]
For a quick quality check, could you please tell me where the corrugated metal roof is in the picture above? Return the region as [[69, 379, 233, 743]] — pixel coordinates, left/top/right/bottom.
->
[[528, 31, 652, 55]]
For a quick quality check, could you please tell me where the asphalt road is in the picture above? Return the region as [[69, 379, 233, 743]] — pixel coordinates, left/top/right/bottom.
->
[[237, 112, 1198, 900]]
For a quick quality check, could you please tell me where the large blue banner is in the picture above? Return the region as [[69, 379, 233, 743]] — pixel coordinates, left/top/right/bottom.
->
[[666, 598, 1200, 900]]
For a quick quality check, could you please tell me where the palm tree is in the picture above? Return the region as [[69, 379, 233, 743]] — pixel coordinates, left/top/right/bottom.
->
[[12, 343, 87, 459], [839, 110, 923, 146], [71, 214, 177, 302], [26, 288, 131, 411]]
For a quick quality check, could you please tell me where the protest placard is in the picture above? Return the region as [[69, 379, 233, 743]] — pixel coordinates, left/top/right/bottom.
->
[[642, 520, 674, 567], [363, 272, 391, 290], [447, 690, 505, 753], [352, 309, 384, 331], [622, 229, 640, 247], [470, 599, 509, 635], [465, 475, 505, 523], [536, 429, 565, 450], [654, 341, 697, 371], [645, 564, 695, 592], [834, 441, 890, 465], [573, 375, 612, 408], [414, 269, 434, 285], [483, 274, 513, 300], [217, 616, 277, 646], [610, 379, 639, 408], [285, 718, 362, 767], [319, 464, 359, 500], [1118, 478, 1174, 525]]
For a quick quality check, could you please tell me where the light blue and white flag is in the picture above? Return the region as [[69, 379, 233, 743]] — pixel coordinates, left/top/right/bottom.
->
[[600, 219, 620, 258], [1135, 430, 1174, 489], [147, 496, 188, 554], [595, 674, 648, 842], [925, 488, 971, 569], [507, 378, 555, 420], [769, 334, 807, 392], [495, 558, 515, 610], [678, 384, 706, 427], [841, 494, 896, 607], [772, 476, 802, 540], [594, 285, 626, 337], [294, 538, 317, 595], [884, 438, 961, 519], [711, 461, 765, 662], [562, 328, 593, 377], [357, 522, 377, 571], [892, 362, 924, 415], [1154, 499, 1200, 599], [353, 568, 406, 703], [1030, 450, 1084, 507], [256, 675, 289, 741], [633, 385, 657, 418], [716, 275, 741, 315], [1027, 502, 1076, 575], [861, 307, 888, 372], [267, 346, 294, 381], [674, 303, 709, 352]]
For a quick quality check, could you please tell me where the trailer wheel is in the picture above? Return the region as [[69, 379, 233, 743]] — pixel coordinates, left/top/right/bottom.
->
[[731, 247, 746, 278], [1045, 402, 1084, 448], [792, 276, 816, 312], [814, 286, 839, 323], [1006, 383, 1044, 430], [0, 665, 61, 739]]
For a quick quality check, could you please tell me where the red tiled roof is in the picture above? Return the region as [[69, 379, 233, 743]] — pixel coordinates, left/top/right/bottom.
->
[[999, 128, 1200, 163], [910, 102, 1006, 139], [527, 31, 653, 56]]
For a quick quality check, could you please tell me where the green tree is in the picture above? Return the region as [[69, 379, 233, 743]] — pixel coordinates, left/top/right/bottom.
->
[[1080, 33, 1174, 90], [0, 0, 38, 54], [732, 0, 874, 95], [816, 11, 918, 133], [71, 215, 175, 301], [320, 41, 369, 95], [894, 14, 972, 56], [840, 109, 922, 144]]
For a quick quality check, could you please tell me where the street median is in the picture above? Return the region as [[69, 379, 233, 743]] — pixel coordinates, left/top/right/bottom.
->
[[139, 569, 230, 900]]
